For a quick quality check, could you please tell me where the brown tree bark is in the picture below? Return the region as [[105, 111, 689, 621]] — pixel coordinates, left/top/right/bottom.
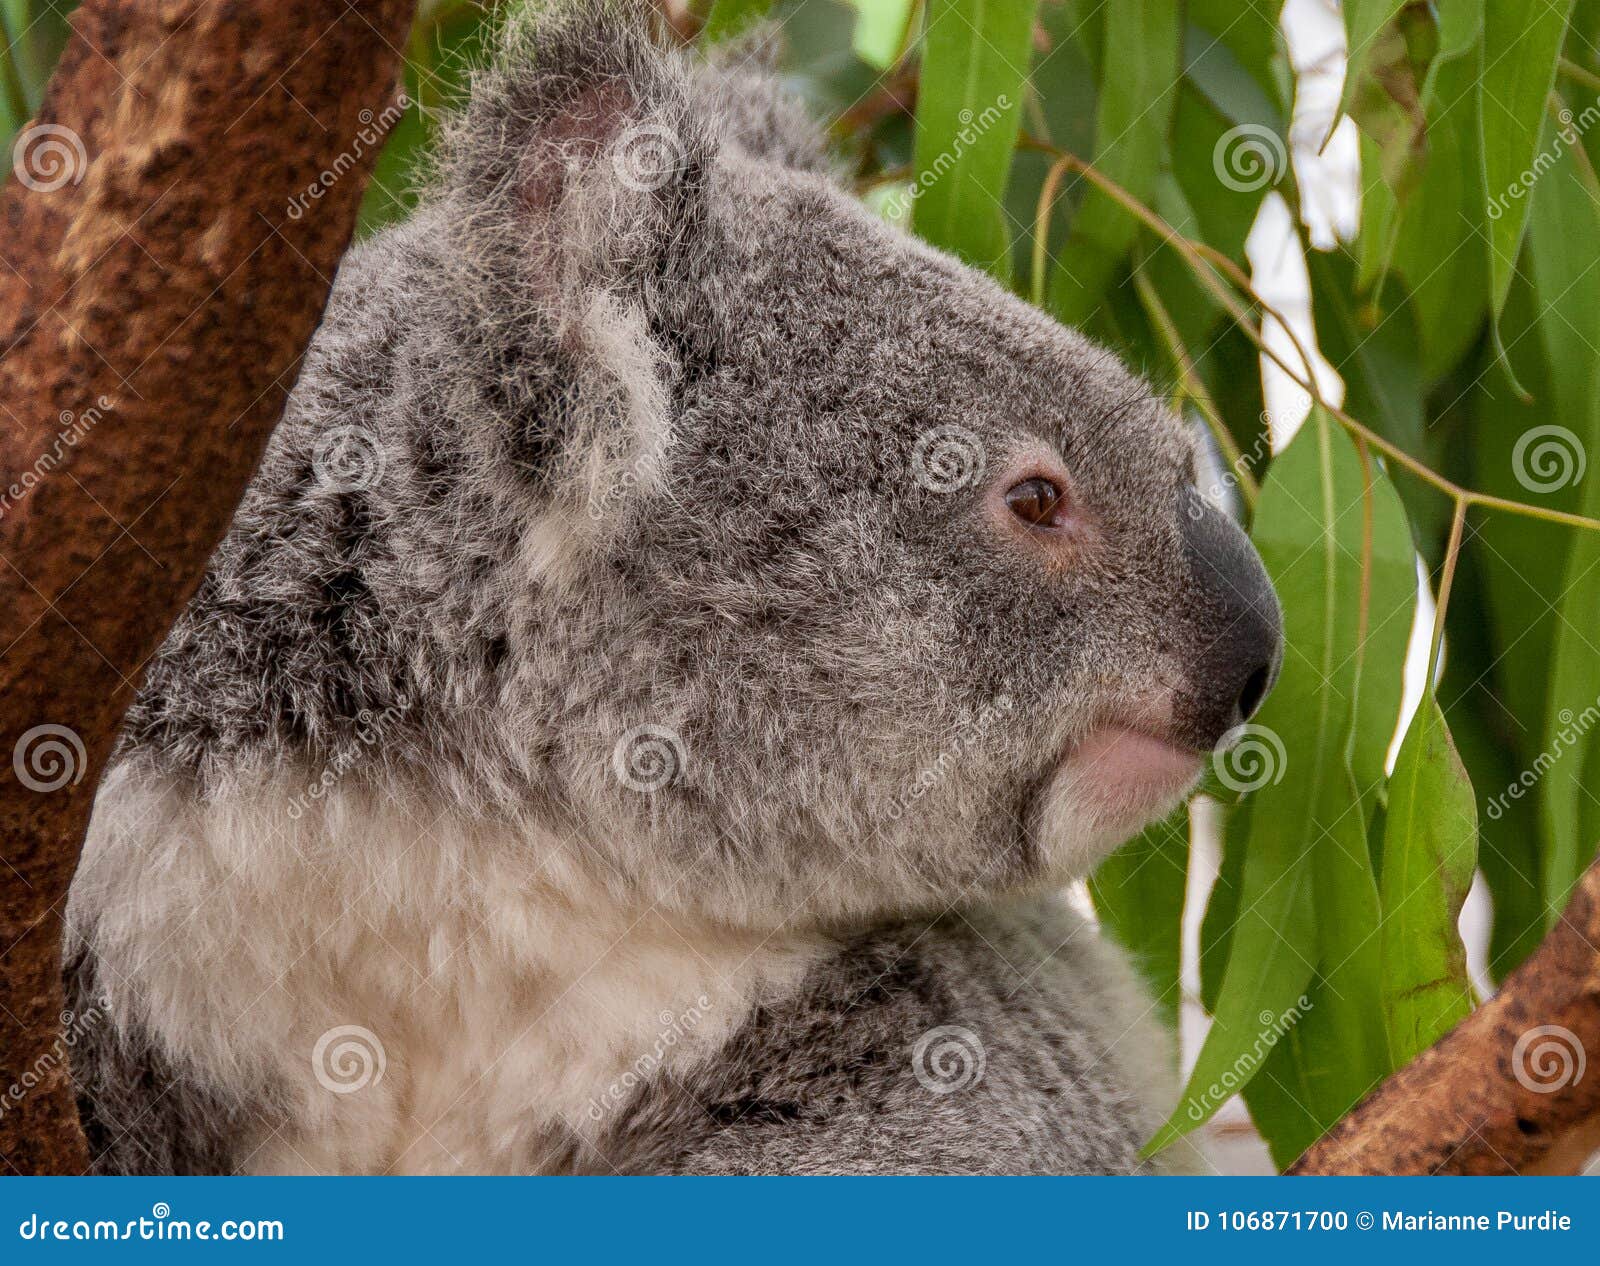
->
[[0, 0, 414, 1175], [1291, 860, 1600, 1175]]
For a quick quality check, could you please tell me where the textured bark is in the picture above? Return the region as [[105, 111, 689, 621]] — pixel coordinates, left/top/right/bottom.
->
[[1290, 861, 1600, 1175], [0, 0, 413, 1175]]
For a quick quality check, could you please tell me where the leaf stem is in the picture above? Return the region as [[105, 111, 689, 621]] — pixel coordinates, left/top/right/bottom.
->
[[1019, 136, 1600, 537], [1557, 56, 1600, 95], [1131, 267, 1259, 509], [1429, 498, 1469, 685]]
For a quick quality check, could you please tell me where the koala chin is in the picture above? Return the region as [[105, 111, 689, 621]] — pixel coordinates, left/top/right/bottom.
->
[[64, 1, 1281, 1176]]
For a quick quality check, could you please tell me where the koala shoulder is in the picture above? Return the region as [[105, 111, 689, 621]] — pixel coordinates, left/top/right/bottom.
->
[[592, 898, 1190, 1175]]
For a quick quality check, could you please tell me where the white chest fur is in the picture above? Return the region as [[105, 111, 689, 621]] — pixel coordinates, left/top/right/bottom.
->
[[70, 767, 824, 1174]]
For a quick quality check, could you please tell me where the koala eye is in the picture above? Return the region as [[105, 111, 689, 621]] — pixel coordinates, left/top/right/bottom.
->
[[1004, 477, 1065, 527]]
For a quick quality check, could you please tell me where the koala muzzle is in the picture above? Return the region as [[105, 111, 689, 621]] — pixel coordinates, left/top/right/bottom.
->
[[1174, 488, 1284, 751]]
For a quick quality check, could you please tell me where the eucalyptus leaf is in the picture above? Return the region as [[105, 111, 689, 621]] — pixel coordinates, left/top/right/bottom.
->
[[911, 0, 1038, 278], [1048, 0, 1180, 324], [1479, 0, 1575, 322], [1380, 695, 1477, 1062]]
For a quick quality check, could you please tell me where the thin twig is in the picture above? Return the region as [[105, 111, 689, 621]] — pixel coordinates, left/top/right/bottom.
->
[[1130, 267, 1260, 510], [1021, 136, 1600, 537]]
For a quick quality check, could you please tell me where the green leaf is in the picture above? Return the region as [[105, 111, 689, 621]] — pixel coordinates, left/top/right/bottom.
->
[[1524, 123, 1600, 919], [1342, 0, 1409, 111], [1379, 695, 1477, 1063], [910, 0, 1038, 279], [1089, 808, 1189, 1026], [1380, 50, 1490, 378], [1048, 0, 1180, 324], [1148, 410, 1415, 1156], [703, 0, 777, 44], [1479, 0, 1574, 322]]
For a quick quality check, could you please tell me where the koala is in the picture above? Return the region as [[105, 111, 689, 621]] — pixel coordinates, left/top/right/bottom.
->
[[64, 1, 1281, 1175]]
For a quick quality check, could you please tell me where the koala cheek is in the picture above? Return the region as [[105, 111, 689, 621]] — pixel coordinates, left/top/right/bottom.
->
[[1029, 728, 1203, 874]]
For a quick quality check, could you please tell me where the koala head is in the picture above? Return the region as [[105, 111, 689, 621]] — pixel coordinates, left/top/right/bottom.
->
[[390, 2, 1283, 930], [142, 3, 1281, 932]]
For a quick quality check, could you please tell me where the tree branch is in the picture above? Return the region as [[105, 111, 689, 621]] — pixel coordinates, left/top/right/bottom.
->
[[0, 0, 414, 1175], [1290, 860, 1600, 1174]]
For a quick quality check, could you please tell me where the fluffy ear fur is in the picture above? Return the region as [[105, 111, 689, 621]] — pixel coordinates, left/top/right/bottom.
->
[[437, 0, 716, 305]]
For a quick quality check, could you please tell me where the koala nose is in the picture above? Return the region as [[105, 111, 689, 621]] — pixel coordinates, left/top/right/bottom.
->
[[1175, 489, 1284, 750]]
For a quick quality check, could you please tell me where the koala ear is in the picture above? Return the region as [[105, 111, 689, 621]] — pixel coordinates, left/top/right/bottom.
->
[[441, 0, 713, 299]]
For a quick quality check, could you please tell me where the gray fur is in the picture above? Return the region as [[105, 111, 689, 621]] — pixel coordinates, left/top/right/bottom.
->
[[591, 901, 1179, 1175], [66, 1, 1277, 1176]]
